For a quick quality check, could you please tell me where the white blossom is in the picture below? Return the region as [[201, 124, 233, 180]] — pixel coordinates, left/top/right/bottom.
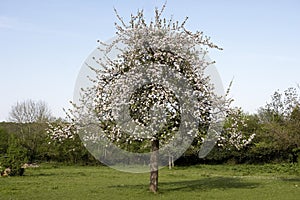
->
[[45, 6, 252, 170]]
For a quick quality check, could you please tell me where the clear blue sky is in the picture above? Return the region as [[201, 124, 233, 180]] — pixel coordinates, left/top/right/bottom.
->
[[1, 0, 299, 121]]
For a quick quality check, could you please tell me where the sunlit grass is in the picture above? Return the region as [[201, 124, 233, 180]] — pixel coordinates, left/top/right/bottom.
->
[[0, 163, 299, 200]]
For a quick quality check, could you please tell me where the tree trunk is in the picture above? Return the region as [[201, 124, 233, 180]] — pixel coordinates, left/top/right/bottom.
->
[[149, 139, 159, 193], [169, 154, 174, 169], [172, 155, 174, 168]]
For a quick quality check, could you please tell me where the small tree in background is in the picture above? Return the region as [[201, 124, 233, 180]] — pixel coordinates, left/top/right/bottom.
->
[[9, 99, 53, 123], [7, 100, 54, 163], [218, 107, 256, 151], [204, 107, 257, 163], [47, 121, 89, 164], [255, 87, 300, 163]]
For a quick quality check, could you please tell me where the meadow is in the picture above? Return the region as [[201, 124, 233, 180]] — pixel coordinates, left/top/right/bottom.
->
[[0, 163, 299, 200]]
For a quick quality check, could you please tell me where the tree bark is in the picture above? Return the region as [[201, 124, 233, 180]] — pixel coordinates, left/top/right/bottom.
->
[[149, 139, 159, 193]]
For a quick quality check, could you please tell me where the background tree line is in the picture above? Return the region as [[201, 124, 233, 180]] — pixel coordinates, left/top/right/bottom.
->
[[1, 88, 300, 175], [0, 100, 98, 175]]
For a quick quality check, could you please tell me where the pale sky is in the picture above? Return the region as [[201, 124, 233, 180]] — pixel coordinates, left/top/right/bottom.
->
[[1, 0, 300, 121]]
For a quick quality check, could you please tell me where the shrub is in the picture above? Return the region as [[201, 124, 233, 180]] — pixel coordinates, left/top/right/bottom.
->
[[0, 135, 28, 176]]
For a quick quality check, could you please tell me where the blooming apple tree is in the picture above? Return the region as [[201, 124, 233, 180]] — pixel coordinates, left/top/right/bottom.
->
[[217, 107, 256, 150], [47, 5, 255, 193]]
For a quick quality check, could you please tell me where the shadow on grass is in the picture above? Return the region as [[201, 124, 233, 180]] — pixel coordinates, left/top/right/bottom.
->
[[159, 177, 260, 192], [109, 176, 260, 193], [25, 172, 89, 177], [280, 177, 300, 182]]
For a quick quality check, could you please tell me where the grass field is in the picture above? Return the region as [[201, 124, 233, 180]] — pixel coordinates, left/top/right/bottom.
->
[[0, 163, 299, 200]]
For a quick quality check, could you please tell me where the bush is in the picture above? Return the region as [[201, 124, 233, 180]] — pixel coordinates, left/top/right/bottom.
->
[[0, 135, 28, 176]]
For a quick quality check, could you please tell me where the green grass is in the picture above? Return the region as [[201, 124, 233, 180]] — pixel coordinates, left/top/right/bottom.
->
[[0, 163, 299, 200]]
